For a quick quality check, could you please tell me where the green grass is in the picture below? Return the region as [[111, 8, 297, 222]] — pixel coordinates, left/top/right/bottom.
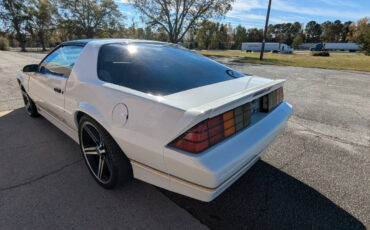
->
[[195, 50, 370, 72]]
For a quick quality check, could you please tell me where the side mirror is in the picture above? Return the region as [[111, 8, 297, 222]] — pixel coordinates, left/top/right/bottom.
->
[[23, 64, 39, 72]]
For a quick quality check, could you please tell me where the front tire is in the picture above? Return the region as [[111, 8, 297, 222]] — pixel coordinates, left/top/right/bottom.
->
[[78, 115, 132, 189], [21, 89, 39, 117]]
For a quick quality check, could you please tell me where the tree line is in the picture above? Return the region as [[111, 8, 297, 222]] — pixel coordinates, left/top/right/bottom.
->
[[186, 18, 370, 51], [0, 0, 369, 54]]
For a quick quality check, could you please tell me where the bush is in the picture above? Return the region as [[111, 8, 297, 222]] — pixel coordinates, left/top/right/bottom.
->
[[311, 51, 330, 56], [0, 36, 10, 51], [292, 34, 304, 49], [358, 25, 370, 55]]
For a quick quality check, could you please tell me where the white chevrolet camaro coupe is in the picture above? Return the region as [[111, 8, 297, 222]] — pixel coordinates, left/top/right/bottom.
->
[[17, 39, 292, 202]]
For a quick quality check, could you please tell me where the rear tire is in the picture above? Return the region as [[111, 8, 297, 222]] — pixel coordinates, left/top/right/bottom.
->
[[78, 115, 132, 189], [21, 89, 39, 117]]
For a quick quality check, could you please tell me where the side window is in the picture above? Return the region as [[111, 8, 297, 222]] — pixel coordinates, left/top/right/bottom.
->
[[39, 46, 84, 78]]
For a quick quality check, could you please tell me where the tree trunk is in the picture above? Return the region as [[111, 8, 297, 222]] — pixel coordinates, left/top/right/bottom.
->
[[41, 42, 46, 51], [20, 42, 26, 52], [169, 35, 175, 43], [16, 33, 27, 52], [168, 30, 177, 43], [14, 23, 27, 52], [39, 32, 46, 51]]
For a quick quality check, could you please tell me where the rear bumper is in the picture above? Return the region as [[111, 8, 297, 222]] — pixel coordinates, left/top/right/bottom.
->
[[132, 102, 292, 202]]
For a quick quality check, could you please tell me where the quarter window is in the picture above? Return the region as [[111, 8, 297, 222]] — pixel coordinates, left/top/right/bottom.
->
[[39, 46, 84, 78]]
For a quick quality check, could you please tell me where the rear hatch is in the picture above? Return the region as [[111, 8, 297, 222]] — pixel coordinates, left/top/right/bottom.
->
[[161, 75, 288, 188], [162, 75, 285, 147], [165, 75, 283, 112]]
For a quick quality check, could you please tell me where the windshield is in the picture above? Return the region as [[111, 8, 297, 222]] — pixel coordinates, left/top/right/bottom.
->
[[97, 43, 245, 95]]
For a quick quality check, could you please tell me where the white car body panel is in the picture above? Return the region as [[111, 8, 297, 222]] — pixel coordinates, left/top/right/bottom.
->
[[29, 72, 67, 121], [17, 39, 292, 201]]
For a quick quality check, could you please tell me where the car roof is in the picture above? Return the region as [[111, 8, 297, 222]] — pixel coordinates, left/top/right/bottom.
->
[[61, 39, 95, 46], [61, 39, 170, 47]]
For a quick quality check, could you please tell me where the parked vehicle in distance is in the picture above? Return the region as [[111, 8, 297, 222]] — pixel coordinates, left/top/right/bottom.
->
[[310, 43, 359, 52], [17, 39, 292, 202], [241, 42, 294, 54]]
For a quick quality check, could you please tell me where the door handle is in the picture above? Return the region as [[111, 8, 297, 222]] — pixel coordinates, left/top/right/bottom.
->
[[54, 88, 63, 94]]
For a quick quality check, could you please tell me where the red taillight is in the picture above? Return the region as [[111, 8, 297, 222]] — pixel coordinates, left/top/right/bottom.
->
[[208, 115, 225, 145], [170, 138, 209, 153], [170, 120, 210, 153], [170, 87, 284, 153], [170, 106, 248, 153]]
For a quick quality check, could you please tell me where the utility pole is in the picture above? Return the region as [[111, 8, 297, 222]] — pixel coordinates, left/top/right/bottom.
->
[[260, 0, 272, 60]]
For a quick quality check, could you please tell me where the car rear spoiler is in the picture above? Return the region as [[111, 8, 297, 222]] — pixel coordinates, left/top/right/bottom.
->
[[188, 79, 285, 118], [164, 79, 286, 144]]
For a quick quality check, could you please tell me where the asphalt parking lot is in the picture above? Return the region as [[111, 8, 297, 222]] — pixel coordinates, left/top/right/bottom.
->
[[1, 51, 369, 229], [165, 57, 370, 229], [0, 51, 207, 230]]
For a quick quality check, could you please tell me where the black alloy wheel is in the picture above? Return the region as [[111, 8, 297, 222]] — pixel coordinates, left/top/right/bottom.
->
[[78, 115, 132, 189], [21, 89, 38, 117]]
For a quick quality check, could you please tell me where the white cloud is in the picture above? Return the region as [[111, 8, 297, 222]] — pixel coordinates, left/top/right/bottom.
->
[[115, 0, 368, 28], [226, 0, 287, 27], [228, 0, 369, 20], [271, 0, 365, 19], [227, 13, 287, 24], [228, 13, 266, 21], [117, 0, 130, 4], [230, 0, 266, 11], [315, 0, 359, 8]]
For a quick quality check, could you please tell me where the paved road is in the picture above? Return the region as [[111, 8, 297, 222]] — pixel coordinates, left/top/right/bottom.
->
[[0, 51, 45, 111], [164, 57, 370, 229], [0, 51, 207, 230], [1, 51, 369, 229]]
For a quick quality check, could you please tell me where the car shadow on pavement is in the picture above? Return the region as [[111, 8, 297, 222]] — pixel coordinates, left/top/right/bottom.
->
[[0, 108, 83, 190], [161, 160, 366, 230], [0, 108, 209, 230], [1, 109, 365, 230]]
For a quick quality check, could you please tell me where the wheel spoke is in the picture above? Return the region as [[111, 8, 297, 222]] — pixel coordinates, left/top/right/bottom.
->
[[81, 123, 111, 183], [84, 125, 99, 144], [104, 157, 112, 175], [83, 146, 98, 155], [97, 156, 104, 179]]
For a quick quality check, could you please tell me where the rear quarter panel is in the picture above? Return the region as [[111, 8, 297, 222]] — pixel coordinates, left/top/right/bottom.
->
[[64, 41, 189, 173]]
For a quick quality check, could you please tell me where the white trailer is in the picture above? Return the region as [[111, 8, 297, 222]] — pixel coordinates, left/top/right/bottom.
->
[[241, 42, 294, 54], [310, 43, 359, 52], [324, 43, 359, 52]]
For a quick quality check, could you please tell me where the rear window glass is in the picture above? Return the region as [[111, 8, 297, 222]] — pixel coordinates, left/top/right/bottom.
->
[[97, 43, 245, 95]]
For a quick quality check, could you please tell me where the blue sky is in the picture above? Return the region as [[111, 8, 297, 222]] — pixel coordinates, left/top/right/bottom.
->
[[115, 0, 370, 29]]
